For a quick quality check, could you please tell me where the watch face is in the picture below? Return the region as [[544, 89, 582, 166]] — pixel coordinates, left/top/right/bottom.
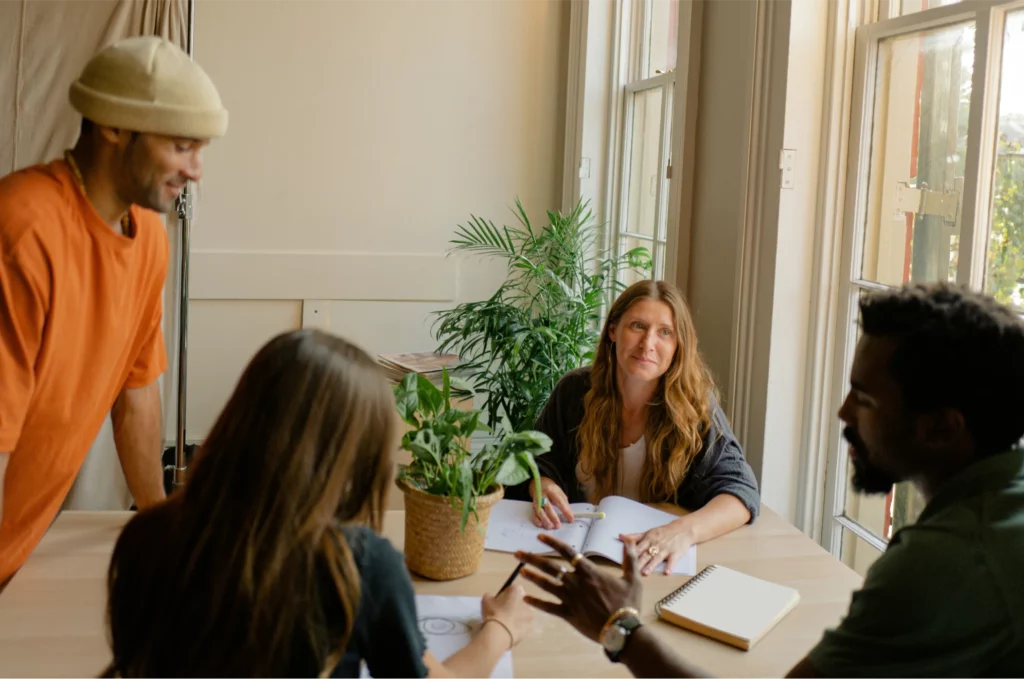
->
[[602, 624, 628, 653]]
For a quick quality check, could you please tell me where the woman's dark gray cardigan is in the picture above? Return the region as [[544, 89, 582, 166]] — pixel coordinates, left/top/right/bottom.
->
[[507, 366, 760, 522]]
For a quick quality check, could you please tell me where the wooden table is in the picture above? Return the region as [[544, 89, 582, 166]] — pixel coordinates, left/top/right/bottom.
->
[[0, 506, 861, 678]]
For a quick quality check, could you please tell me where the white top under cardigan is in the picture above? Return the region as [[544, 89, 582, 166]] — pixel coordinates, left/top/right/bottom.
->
[[575, 437, 647, 503]]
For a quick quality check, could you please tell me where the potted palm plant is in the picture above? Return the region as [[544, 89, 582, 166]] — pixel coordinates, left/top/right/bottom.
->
[[394, 369, 551, 580], [433, 198, 651, 433]]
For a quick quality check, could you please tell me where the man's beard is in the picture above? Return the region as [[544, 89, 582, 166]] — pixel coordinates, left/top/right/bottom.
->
[[118, 175, 172, 215], [844, 426, 897, 494], [139, 181, 176, 214]]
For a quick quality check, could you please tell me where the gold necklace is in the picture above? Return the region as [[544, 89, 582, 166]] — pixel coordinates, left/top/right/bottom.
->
[[64, 150, 133, 237]]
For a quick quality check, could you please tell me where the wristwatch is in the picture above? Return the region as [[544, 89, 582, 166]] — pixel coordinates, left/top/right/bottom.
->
[[599, 607, 643, 663]]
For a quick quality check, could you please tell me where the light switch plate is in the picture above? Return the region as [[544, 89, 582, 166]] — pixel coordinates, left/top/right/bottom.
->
[[579, 157, 591, 179]]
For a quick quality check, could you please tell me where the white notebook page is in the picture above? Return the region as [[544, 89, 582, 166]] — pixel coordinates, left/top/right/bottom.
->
[[483, 499, 597, 554], [584, 496, 697, 575]]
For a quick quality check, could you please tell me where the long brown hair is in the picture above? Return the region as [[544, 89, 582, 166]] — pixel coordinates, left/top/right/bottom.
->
[[577, 280, 716, 502], [105, 330, 398, 677]]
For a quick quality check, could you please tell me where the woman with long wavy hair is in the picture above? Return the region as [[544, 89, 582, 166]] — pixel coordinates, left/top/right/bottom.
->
[[519, 280, 759, 576], [104, 329, 533, 677]]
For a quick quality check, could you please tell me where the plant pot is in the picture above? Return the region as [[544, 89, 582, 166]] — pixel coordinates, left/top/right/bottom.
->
[[397, 477, 504, 580]]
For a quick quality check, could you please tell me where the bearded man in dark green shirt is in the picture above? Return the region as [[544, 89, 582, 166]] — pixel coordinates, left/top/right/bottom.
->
[[514, 282, 1024, 678]]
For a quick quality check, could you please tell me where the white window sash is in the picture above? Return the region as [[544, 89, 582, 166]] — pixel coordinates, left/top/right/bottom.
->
[[819, 0, 1024, 556]]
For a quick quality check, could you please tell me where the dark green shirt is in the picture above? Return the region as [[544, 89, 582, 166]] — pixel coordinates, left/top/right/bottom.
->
[[808, 448, 1024, 677]]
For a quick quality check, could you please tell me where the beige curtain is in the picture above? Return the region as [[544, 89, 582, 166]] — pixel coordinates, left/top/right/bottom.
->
[[1, 0, 187, 173], [0, 0, 186, 509]]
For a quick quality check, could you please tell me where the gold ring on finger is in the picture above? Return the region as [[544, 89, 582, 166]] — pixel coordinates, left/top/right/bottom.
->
[[647, 546, 659, 556], [570, 552, 585, 568], [555, 565, 568, 583]]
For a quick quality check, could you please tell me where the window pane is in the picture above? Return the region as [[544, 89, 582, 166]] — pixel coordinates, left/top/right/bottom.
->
[[899, 0, 961, 18], [844, 458, 891, 539], [645, 0, 677, 78], [891, 480, 927, 531], [624, 87, 664, 239], [841, 300, 890, 544], [840, 527, 883, 578], [842, 288, 927, 544], [984, 9, 1024, 308], [621, 236, 654, 287], [859, 23, 974, 287], [845, 466, 926, 540]]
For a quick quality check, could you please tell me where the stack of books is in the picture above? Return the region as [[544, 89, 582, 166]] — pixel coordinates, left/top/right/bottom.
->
[[377, 352, 461, 383]]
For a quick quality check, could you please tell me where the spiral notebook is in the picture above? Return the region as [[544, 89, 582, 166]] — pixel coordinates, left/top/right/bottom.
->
[[654, 565, 800, 651]]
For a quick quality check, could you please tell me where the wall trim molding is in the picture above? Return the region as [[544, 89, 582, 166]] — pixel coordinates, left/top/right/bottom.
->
[[666, 0, 704, 293], [561, 0, 590, 214], [726, 0, 790, 480], [601, 0, 629, 264], [795, 0, 862, 540]]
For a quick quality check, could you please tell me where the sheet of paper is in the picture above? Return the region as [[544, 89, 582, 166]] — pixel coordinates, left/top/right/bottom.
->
[[484, 499, 596, 554], [361, 595, 513, 678], [583, 496, 697, 575]]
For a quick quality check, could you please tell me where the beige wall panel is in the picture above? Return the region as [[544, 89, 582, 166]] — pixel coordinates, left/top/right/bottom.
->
[[179, 0, 568, 441]]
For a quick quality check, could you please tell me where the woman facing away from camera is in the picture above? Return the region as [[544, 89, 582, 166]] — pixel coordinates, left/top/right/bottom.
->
[[103, 329, 533, 677], [517, 280, 760, 576]]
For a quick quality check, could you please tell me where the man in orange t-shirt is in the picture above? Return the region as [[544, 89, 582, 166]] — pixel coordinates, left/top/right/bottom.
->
[[0, 37, 229, 586]]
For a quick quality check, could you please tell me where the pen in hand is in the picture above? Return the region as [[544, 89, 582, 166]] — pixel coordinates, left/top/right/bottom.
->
[[498, 563, 524, 593]]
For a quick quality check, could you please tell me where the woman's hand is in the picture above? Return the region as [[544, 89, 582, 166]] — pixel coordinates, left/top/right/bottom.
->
[[515, 533, 642, 643], [481, 584, 534, 648], [620, 520, 696, 576], [529, 477, 574, 529]]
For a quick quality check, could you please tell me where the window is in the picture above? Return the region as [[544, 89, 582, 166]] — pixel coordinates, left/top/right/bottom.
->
[[611, 0, 678, 285], [893, 0, 964, 18], [822, 0, 1024, 574]]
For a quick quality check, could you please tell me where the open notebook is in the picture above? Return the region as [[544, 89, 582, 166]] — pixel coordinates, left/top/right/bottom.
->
[[483, 496, 697, 575], [654, 565, 800, 650]]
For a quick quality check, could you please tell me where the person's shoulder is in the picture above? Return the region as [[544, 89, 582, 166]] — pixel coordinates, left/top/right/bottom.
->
[[338, 526, 415, 620], [557, 365, 592, 394], [921, 488, 1024, 563], [701, 390, 735, 439], [889, 514, 976, 551], [868, 518, 987, 590], [340, 526, 405, 574], [0, 161, 73, 253], [0, 161, 68, 202]]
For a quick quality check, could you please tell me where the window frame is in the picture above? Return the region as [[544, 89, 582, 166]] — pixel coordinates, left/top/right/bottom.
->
[[819, 0, 1024, 558], [606, 0, 679, 286]]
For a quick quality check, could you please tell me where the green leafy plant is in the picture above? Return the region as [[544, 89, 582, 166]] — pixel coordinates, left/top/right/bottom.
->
[[432, 198, 652, 433], [394, 369, 552, 530], [985, 133, 1024, 307]]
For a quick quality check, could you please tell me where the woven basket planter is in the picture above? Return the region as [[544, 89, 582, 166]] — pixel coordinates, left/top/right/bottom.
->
[[398, 477, 504, 581]]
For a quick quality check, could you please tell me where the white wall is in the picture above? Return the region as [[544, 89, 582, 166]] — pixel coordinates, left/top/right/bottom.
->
[[171, 0, 568, 441], [759, 0, 830, 521]]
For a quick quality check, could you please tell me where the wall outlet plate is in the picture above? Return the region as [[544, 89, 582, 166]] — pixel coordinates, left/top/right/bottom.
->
[[302, 299, 332, 329]]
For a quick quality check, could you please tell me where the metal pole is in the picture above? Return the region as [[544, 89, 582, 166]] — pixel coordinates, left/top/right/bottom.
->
[[172, 0, 196, 488]]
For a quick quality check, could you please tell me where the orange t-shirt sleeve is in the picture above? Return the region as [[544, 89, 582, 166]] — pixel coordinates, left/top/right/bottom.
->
[[123, 229, 168, 390], [123, 303, 167, 389], [0, 237, 49, 451]]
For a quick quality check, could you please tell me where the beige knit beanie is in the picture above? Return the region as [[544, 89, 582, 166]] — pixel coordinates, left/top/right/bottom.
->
[[69, 36, 228, 139]]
